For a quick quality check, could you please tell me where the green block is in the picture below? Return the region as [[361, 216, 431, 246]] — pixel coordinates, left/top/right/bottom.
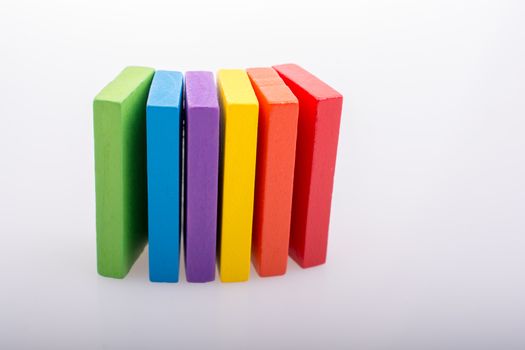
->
[[93, 66, 155, 278]]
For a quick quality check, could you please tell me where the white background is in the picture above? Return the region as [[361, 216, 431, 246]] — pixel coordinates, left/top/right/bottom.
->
[[1, 0, 524, 349]]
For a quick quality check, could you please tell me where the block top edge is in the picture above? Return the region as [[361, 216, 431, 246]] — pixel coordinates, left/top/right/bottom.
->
[[272, 64, 342, 101], [185, 71, 219, 109], [217, 69, 258, 106], [147, 70, 184, 108], [94, 66, 155, 104], [247, 67, 298, 105]]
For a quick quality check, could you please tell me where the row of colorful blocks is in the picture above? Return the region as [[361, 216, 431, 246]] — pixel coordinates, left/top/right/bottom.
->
[[93, 64, 343, 282]]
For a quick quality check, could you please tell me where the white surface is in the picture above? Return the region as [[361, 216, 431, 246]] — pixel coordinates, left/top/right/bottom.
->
[[1, 0, 524, 349]]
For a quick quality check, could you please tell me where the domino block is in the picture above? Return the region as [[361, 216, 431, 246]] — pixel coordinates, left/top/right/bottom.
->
[[246, 68, 298, 277], [217, 69, 259, 282], [146, 70, 183, 282], [273, 64, 343, 268], [93, 66, 154, 278], [184, 71, 220, 283]]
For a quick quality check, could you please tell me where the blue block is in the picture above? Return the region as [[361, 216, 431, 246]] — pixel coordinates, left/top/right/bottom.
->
[[146, 71, 183, 282]]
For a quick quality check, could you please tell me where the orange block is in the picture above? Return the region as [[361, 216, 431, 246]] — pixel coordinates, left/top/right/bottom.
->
[[247, 68, 299, 276]]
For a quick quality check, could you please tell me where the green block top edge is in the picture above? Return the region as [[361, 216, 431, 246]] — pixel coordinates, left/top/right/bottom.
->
[[94, 66, 155, 104]]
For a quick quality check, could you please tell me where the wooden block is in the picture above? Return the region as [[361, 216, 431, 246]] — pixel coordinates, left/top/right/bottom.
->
[[184, 71, 220, 283], [146, 70, 183, 282], [246, 68, 298, 277], [273, 64, 343, 268], [217, 69, 259, 282], [93, 66, 154, 278]]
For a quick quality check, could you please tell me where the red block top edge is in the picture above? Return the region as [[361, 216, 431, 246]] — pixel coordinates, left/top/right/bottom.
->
[[272, 64, 342, 101]]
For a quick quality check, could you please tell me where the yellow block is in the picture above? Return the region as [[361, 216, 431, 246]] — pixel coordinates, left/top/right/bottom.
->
[[217, 69, 259, 282]]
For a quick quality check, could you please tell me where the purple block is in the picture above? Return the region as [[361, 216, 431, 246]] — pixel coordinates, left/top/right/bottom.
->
[[184, 71, 220, 282]]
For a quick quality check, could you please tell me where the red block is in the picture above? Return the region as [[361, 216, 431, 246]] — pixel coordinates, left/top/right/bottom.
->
[[273, 64, 343, 268], [247, 67, 299, 277]]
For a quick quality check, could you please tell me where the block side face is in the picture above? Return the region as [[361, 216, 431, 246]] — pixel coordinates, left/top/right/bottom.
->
[[250, 92, 269, 274], [257, 109, 299, 276], [273, 64, 341, 101], [146, 104, 182, 282], [250, 76, 299, 277], [95, 66, 155, 103], [119, 74, 153, 274], [93, 101, 126, 278], [302, 97, 343, 266], [185, 71, 219, 109], [260, 103, 299, 260], [185, 105, 220, 283], [147, 71, 184, 108], [217, 85, 259, 282], [285, 88, 319, 265]]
